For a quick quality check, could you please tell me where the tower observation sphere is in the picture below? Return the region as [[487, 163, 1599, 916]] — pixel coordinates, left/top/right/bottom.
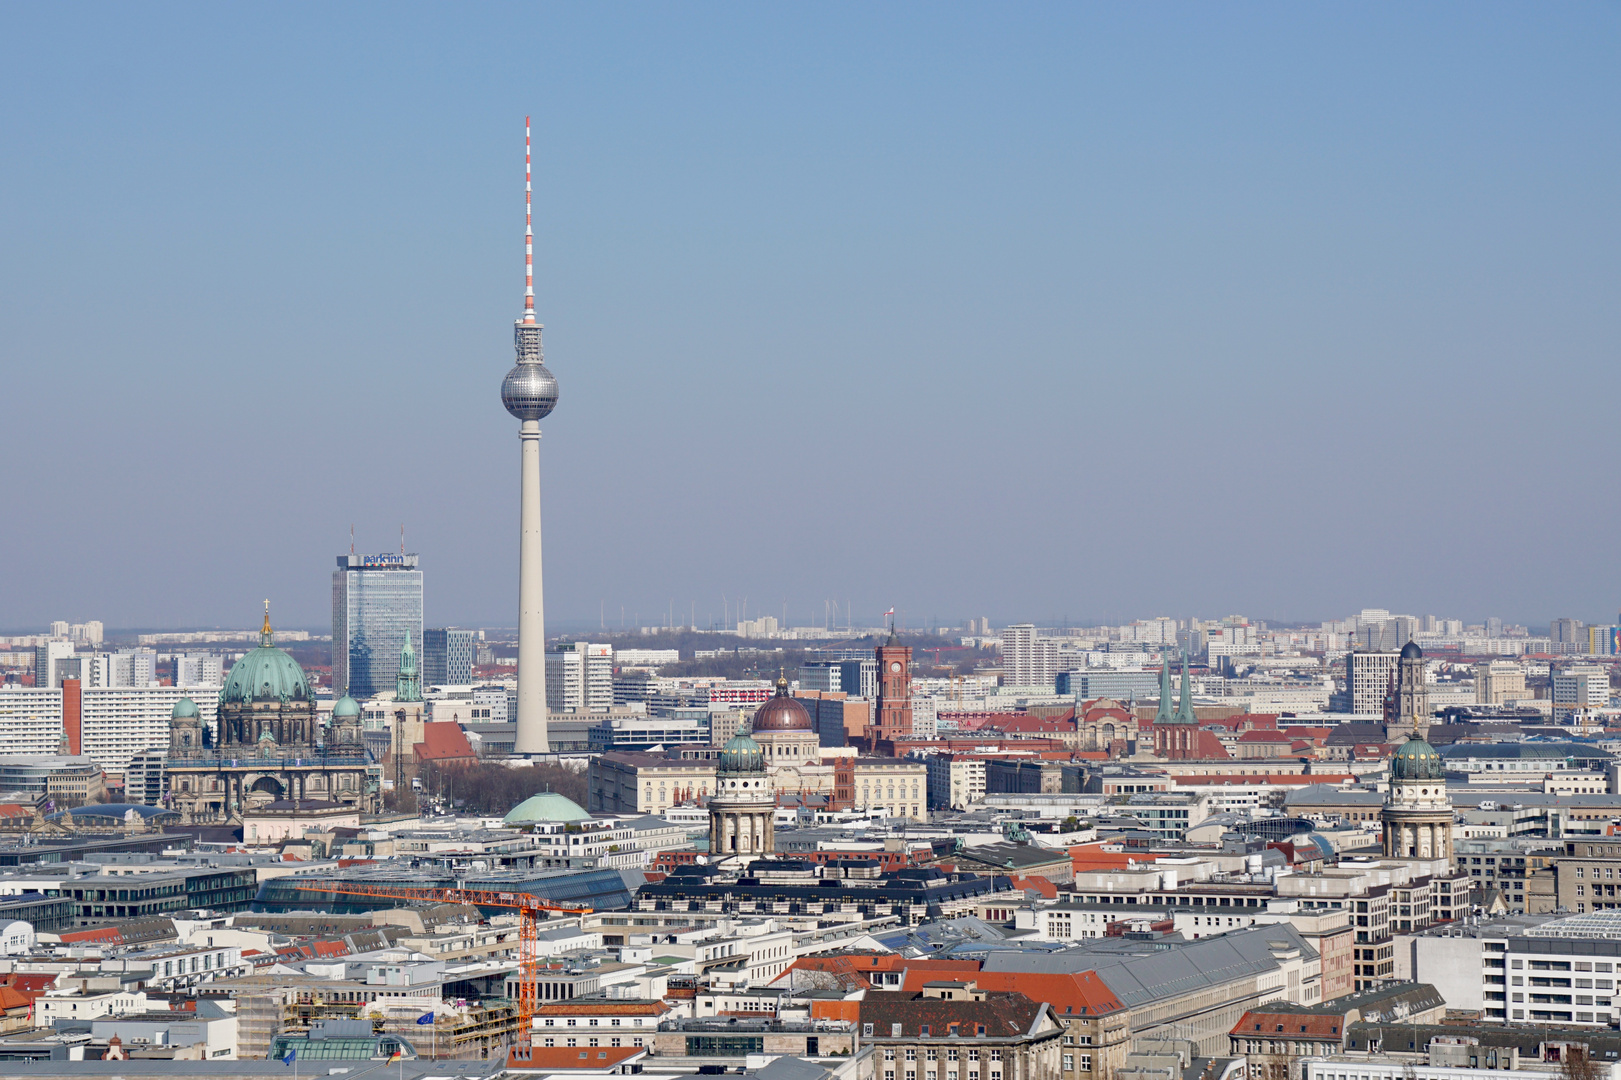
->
[[502, 325, 559, 421]]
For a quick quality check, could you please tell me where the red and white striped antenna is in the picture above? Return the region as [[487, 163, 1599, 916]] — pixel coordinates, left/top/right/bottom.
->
[[522, 115, 536, 325]]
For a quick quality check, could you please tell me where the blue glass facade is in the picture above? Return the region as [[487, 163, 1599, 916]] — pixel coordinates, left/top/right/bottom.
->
[[422, 627, 475, 686], [332, 555, 424, 699]]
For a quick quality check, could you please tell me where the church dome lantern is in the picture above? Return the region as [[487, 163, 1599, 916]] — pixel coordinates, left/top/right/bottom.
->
[[1391, 734, 1444, 781], [220, 604, 312, 706], [751, 673, 812, 732], [718, 733, 767, 775]]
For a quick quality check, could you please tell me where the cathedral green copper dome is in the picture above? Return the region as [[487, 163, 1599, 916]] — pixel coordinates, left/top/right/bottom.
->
[[503, 791, 591, 826], [332, 694, 361, 719], [1391, 735, 1444, 781], [171, 697, 199, 720], [219, 604, 312, 706], [718, 732, 767, 775]]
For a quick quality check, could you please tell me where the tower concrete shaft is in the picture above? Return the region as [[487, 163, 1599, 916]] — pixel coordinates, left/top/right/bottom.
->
[[501, 117, 559, 756], [513, 418, 549, 754]]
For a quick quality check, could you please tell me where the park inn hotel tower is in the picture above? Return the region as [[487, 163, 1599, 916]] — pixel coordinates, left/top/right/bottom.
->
[[331, 553, 423, 700]]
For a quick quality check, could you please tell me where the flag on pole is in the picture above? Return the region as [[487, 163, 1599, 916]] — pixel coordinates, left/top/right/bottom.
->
[[885, 609, 895, 617], [282, 1050, 297, 1066], [416, 1011, 435, 1025], [387, 1050, 403, 1064]]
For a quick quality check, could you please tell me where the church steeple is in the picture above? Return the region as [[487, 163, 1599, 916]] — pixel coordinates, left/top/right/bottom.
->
[[1175, 650, 1196, 723], [1155, 653, 1174, 722], [396, 630, 422, 702]]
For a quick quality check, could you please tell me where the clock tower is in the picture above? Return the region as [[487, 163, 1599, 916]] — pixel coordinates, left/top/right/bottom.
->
[[875, 625, 912, 744]]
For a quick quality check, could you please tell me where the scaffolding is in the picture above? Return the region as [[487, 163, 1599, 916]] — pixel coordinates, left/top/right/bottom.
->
[[294, 882, 590, 1067], [373, 1001, 518, 1061], [237, 984, 371, 1059]]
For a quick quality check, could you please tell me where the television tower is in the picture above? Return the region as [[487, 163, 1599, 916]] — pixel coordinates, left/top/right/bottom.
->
[[501, 116, 559, 755]]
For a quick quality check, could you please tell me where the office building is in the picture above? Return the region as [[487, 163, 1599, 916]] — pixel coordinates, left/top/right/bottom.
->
[[614, 648, 678, 669], [1554, 664, 1612, 724], [112, 648, 157, 688], [32, 640, 74, 689], [331, 552, 424, 699], [1552, 618, 1585, 647], [0, 687, 65, 756], [422, 628, 475, 687], [546, 642, 613, 713], [173, 653, 224, 687], [1345, 650, 1400, 716], [49, 621, 103, 645], [80, 685, 222, 776], [0, 754, 105, 804], [1002, 624, 1059, 687], [1056, 669, 1160, 699], [1589, 625, 1620, 656], [796, 658, 876, 699], [1474, 660, 1526, 705]]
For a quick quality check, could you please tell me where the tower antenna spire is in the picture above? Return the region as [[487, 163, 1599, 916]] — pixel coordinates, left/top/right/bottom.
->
[[523, 115, 535, 325]]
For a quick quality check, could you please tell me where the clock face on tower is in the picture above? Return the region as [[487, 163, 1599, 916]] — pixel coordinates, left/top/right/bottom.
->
[[890, 661, 902, 672]]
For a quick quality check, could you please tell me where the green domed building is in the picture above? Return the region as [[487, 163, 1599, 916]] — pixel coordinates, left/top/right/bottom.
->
[[708, 726, 774, 861], [162, 604, 380, 822], [503, 791, 592, 827], [1381, 733, 1453, 861]]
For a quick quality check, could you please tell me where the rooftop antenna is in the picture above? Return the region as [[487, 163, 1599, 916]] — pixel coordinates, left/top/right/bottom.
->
[[400, 523, 405, 555], [349, 524, 355, 555], [522, 115, 536, 326]]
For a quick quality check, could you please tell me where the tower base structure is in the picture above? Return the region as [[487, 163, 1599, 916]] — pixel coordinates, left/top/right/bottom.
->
[[513, 418, 549, 755]]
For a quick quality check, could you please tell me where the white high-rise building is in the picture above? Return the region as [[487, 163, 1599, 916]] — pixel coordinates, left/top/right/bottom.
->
[[546, 642, 613, 713], [1475, 660, 1527, 705], [1001, 624, 1060, 687], [111, 648, 157, 688], [0, 688, 65, 756], [52, 621, 104, 645], [175, 653, 224, 687], [1553, 664, 1611, 724], [1346, 650, 1401, 716], [80, 686, 219, 776], [32, 640, 74, 690]]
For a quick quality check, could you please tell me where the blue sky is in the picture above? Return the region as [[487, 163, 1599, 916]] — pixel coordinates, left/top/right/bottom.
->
[[3, 4, 1618, 631]]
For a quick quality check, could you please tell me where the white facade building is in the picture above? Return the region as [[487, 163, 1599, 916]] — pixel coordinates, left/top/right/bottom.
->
[[925, 754, 986, 810], [81, 686, 220, 775], [1346, 650, 1400, 716], [0, 688, 64, 756], [1554, 665, 1612, 724], [546, 642, 613, 713], [174, 653, 224, 687], [32, 640, 74, 690], [1002, 624, 1060, 688]]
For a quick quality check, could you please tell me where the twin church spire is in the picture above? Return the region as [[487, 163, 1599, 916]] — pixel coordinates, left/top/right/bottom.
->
[[1155, 648, 1198, 724]]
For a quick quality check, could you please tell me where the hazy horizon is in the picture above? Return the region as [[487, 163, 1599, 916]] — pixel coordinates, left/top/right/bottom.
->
[[5, 5, 1619, 632]]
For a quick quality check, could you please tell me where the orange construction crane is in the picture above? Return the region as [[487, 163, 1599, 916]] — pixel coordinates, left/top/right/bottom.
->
[[294, 882, 591, 1065]]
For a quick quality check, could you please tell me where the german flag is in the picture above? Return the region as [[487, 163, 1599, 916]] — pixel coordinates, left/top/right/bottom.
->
[[386, 1050, 402, 1064]]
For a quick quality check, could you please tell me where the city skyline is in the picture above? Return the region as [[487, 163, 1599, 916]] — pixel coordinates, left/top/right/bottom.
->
[[4, 6, 1620, 628]]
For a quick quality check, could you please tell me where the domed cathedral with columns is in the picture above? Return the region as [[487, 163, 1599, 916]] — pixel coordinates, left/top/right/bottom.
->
[[1382, 734, 1453, 861], [708, 725, 775, 863], [160, 604, 381, 823]]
